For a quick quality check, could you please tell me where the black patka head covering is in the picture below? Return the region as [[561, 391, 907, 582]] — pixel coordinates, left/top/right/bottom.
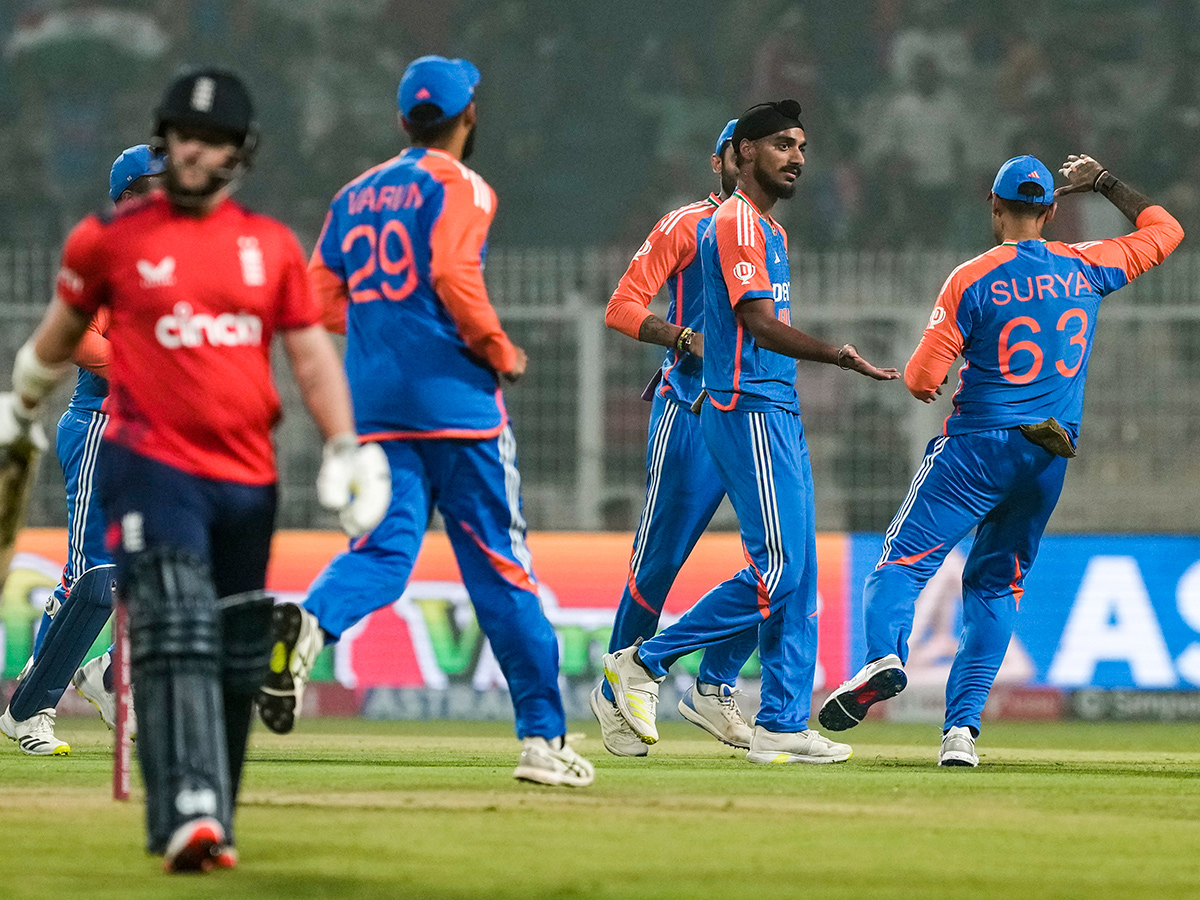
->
[[731, 100, 804, 150]]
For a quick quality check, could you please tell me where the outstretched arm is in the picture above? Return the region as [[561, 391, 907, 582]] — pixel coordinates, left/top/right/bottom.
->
[[737, 298, 899, 381]]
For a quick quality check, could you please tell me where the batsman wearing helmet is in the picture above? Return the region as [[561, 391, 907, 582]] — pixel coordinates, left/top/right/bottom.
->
[[0, 68, 389, 872]]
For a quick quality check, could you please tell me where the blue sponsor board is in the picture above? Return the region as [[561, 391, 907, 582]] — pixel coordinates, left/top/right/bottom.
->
[[847, 534, 1200, 691]]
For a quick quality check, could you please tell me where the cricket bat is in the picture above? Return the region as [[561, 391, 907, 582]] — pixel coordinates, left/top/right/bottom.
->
[[0, 434, 42, 584]]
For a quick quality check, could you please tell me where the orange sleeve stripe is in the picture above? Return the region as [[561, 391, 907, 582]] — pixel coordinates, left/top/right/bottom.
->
[[1052, 205, 1184, 280], [713, 202, 771, 305], [308, 256, 349, 335], [606, 206, 703, 338], [72, 310, 111, 375], [905, 246, 1014, 398], [424, 160, 517, 374]]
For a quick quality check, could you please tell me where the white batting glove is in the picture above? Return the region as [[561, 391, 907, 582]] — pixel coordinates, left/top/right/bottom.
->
[[0, 392, 48, 452], [317, 434, 391, 537]]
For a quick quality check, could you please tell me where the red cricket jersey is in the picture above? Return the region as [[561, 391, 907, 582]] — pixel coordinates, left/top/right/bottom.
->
[[56, 192, 321, 485]]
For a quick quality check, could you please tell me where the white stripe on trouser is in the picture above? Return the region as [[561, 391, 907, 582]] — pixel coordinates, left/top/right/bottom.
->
[[628, 400, 679, 582], [497, 425, 534, 577], [69, 411, 108, 582], [877, 434, 949, 566], [749, 412, 785, 597]]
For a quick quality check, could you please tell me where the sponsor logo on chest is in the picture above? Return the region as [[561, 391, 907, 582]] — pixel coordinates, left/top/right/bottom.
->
[[155, 302, 263, 349], [136, 236, 267, 290]]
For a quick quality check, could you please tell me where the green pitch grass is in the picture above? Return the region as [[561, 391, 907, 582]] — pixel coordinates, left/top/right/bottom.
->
[[3, 718, 1200, 900]]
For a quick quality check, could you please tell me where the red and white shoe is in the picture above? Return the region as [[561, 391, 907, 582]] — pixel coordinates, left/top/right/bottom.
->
[[162, 817, 225, 874]]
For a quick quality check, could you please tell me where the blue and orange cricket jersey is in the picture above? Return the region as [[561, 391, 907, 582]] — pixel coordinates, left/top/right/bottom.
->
[[907, 206, 1184, 439], [310, 147, 517, 440], [700, 190, 797, 413], [606, 194, 721, 406], [68, 309, 110, 413]]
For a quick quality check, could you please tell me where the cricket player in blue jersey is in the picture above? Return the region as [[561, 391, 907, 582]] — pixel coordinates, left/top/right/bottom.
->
[[258, 56, 593, 787], [604, 100, 899, 764], [819, 153, 1184, 766], [0, 145, 163, 756], [591, 118, 762, 756]]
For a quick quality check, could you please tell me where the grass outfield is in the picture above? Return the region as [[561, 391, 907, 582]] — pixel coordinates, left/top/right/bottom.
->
[[3, 718, 1200, 899]]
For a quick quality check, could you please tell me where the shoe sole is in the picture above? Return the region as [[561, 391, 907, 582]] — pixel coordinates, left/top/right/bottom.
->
[[589, 688, 648, 757], [512, 765, 593, 787], [746, 747, 853, 765], [818, 666, 908, 732], [258, 604, 303, 735], [938, 754, 978, 767], [18, 739, 70, 756], [601, 653, 658, 745], [677, 696, 750, 749], [163, 819, 223, 873]]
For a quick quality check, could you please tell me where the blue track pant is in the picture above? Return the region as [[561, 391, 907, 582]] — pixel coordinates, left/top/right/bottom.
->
[[304, 427, 567, 741], [638, 407, 818, 733], [602, 394, 758, 701], [863, 428, 1066, 734]]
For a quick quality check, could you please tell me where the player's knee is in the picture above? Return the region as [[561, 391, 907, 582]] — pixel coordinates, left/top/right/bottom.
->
[[124, 546, 221, 665], [220, 590, 274, 694], [68, 563, 116, 610]]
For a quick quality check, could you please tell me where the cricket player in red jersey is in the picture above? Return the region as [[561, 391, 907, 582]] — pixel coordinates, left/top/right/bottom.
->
[[819, 153, 1183, 766], [257, 56, 594, 788], [591, 119, 761, 756], [0, 69, 389, 872]]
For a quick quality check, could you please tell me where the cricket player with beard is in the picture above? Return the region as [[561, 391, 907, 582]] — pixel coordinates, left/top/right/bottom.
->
[[258, 56, 594, 788], [0, 68, 389, 872], [591, 118, 762, 756], [604, 100, 900, 764]]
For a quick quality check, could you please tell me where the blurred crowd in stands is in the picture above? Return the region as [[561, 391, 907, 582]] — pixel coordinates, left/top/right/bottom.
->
[[2, 0, 1198, 252]]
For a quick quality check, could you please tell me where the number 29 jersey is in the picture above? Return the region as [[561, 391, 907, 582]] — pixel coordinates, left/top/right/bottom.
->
[[907, 206, 1184, 439], [310, 147, 517, 440]]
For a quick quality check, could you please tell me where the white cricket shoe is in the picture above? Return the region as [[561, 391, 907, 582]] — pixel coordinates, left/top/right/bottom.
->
[[818, 654, 907, 731], [745, 725, 852, 765], [513, 736, 595, 787], [589, 683, 647, 757], [258, 603, 324, 734], [938, 726, 979, 767], [0, 706, 70, 756], [601, 642, 663, 744], [678, 682, 753, 748], [73, 651, 137, 740]]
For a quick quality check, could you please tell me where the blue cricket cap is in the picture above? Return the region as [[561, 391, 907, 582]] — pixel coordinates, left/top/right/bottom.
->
[[714, 118, 738, 156], [109, 144, 165, 202], [398, 55, 481, 122], [990, 155, 1055, 206]]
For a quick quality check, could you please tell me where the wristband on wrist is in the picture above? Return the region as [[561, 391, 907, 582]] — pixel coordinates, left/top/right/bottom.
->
[[1093, 169, 1119, 194], [675, 327, 695, 354], [837, 343, 855, 370]]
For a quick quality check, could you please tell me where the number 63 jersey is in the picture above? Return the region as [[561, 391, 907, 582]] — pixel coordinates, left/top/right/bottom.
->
[[906, 205, 1184, 441], [310, 147, 518, 440]]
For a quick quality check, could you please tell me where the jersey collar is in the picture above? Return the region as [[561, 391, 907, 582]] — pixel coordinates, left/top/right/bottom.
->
[[706, 192, 721, 208], [732, 189, 779, 233]]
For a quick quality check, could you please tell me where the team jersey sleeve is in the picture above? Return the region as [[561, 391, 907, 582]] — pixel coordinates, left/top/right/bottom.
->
[[905, 267, 970, 399], [605, 212, 698, 339], [55, 216, 109, 316], [275, 228, 322, 331], [1069, 205, 1184, 295], [72, 307, 111, 376], [309, 209, 350, 334], [713, 203, 773, 305], [428, 174, 518, 374]]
